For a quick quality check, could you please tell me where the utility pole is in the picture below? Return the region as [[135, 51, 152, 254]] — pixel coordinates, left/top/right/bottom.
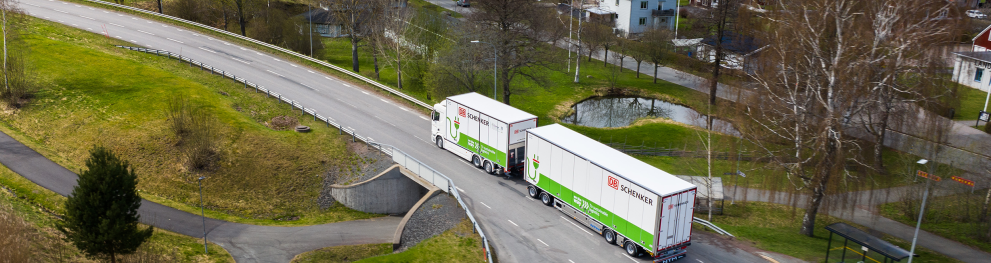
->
[[908, 159, 937, 263], [309, 3, 313, 57]]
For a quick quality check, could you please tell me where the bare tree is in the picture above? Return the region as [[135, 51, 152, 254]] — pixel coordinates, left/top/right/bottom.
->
[[611, 37, 630, 72], [0, 0, 31, 109], [327, 0, 376, 72], [695, 0, 742, 105], [371, 3, 421, 90], [641, 27, 674, 84], [745, 0, 877, 237], [629, 40, 648, 78], [231, 0, 251, 36], [471, 0, 566, 105]]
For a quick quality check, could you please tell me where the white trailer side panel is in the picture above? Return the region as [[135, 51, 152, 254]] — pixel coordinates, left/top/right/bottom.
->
[[562, 152, 579, 199], [607, 171, 631, 234]]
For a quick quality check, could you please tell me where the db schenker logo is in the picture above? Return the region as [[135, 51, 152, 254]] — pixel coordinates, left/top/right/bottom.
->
[[607, 176, 619, 190], [458, 107, 466, 117]]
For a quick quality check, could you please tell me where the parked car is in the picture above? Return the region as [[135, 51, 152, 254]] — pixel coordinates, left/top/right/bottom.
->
[[967, 10, 987, 19], [456, 0, 470, 7]]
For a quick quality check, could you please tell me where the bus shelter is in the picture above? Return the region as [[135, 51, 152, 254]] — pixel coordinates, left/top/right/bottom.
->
[[825, 223, 914, 263]]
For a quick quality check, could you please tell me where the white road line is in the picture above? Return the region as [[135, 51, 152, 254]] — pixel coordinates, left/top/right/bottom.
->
[[103, 11, 109, 13], [569, 260, 576, 263], [130, 40, 137, 43], [367, 137, 374, 141], [108, 23, 125, 28], [192, 33, 200, 36], [289, 64, 298, 67], [361, 91, 369, 95], [397, 107, 409, 112], [307, 70, 314, 74], [71, 24, 77, 26], [507, 220, 519, 227], [265, 70, 284, 77], [78, 15, 95, 20], [53, 9, 67, 14], [167, 38, 183, 44], [419, 116, 429, 121], [341, 83, 352, 87], [239, 47, 247, 51], [87, 28, 93, 30], [231, 57, 250, 65], [480, 202, 492, 209], [561, 216, 594, 236], [137, 30, 154, 36], [162, 25, 168, 28], [197, 47, 216, 54], [537, 239, 549, 247], [114, 35, 121, 39], [324, 76, 333, 80], [273, 58, 282, 62], [623, 255, 638, 263], [456, 186, 465, 193], [379, 98, 390, 104], [696, 260, 704, 263]]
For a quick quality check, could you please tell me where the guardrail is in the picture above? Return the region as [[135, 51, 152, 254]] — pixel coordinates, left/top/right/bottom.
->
[[693, 217, 734, 237], [116, 45, 493, 262], [84, 0, 433, 110]]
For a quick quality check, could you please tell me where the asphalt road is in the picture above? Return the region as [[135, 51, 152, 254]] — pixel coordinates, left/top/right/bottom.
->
[[0, 129, 401, 263], [20, 0, 770, 262]]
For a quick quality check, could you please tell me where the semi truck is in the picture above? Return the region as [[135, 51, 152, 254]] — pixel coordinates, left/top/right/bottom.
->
[[524, 124, 696, 261], [431, 93, 538, 175]]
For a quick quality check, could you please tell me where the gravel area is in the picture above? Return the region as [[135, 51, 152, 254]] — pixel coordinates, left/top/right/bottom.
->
[[397, 193, 465, 251], [317, 141, 395, 209]]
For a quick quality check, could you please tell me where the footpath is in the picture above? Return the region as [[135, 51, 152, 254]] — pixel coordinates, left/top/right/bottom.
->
[[0, 130, 401, 263]]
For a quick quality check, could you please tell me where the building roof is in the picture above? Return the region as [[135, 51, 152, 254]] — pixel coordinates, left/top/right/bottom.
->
[[674, 175, 723, 200], [528, 124, 696, 197], [447, 93, 537, 123], [299, 8, 339, 24], [954, 51, 991, 63], [672, 38, 703, 47], [825, 223, 914, 261], [701, 31, 766, 55]]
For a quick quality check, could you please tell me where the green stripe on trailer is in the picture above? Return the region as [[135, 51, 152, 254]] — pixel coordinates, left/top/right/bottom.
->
[[455, 133, 507, 166], [536, 173, 655, 250]]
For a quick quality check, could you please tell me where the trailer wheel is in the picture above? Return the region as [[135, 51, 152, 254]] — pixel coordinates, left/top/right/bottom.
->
[[483, 161, 494, 174], [527, 185, 540, 198], [539, 192, 553, 206], [603, 229, 617, 244], [435, 136, 443, 149], [624, 240, 640, 257], [472, 155, 482, 168]]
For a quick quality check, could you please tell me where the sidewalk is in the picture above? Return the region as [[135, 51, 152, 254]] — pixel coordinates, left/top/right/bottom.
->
[[730, 186, 991, 263]]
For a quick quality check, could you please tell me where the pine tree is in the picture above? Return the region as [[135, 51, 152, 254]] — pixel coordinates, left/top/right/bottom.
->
[[58, 146, 153, 263]]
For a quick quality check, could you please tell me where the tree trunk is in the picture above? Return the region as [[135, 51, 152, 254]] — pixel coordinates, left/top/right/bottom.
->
[[653, 64, 658, 84], [800, 141, 837, 237], [396, 51, 403, 89], [373, 53, 380, 80], [872, 107, 890, 173], [636, 61, 641, 78], [619, 57, 624, 72], [502, 69, 511, 105], [710, 49, 721, 105], [603, 47, 609, 67], [237, 5, 247, 37], [157, 0, 163, 14], [351, 39, 360, 72]]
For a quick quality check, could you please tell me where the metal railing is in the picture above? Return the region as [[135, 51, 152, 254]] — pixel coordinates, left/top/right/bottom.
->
[[693, 217, 734, 237], [117, 45, 493, 262], [85, 0, 433, 110]]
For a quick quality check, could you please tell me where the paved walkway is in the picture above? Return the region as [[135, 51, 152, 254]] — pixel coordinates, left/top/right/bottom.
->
[[727, 185, 991, 263], [0, 130, 401, 263]]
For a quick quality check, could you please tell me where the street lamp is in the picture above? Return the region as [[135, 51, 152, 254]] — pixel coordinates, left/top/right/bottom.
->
[[908, 159, 934, 263], [470, 40, 497, 100], [198, 176, 208, 254]]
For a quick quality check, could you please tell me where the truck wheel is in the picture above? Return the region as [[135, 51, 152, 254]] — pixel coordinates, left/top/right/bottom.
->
[[624, 240, 640, 257], [483, 161, 494, 174], [472, 155, 482, 168], [527, 185, 540, 198], [603, 229, 617, 244], [540, 192, 553, 206], [435, 136, 443, 149]]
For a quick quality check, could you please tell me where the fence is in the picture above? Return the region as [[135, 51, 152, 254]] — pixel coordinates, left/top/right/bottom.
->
[[692, 217, 734, 237], [117, 46, 493, 262], [85, 0, 433, 110]]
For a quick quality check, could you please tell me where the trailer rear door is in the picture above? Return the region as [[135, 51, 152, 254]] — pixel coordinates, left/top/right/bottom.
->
[[655, 189, 696, 253]]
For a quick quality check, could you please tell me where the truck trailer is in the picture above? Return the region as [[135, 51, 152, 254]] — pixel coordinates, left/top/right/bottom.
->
[[431, 93, 538, 175], [524, 124, 696, 261]]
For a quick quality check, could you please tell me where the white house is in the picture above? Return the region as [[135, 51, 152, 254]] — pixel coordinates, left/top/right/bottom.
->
[[952, 52, 991, 92], [578, 0, 678, 36]]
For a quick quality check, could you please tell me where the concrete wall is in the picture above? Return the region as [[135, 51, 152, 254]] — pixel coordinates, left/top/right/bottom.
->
[[330, 165, 430, 214]]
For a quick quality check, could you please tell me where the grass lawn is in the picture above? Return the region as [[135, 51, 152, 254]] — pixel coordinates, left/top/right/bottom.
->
[[708, 202, 958, 263], [291, 219, 486, 263], [409, 0, 464, 18], [955, 84, 989, 120], [0, 163, 233, 262], [879, 193, 991, 254], [0, 16, 379, 225]]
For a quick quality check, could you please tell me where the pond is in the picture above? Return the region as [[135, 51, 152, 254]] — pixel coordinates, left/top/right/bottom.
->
[[561, 96, 739, 136]]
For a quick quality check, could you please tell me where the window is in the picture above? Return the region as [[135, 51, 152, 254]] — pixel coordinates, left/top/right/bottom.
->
[[639, 17, 647, 25], [432, 110, 440, 121], [977, 68, 985, 82], [640, 1, 648, 9], [315, 24, 330, 35], [616, 0, 619, 6]]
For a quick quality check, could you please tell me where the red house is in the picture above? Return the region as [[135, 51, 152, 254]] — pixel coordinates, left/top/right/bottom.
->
[[973, 24, 991, 52]]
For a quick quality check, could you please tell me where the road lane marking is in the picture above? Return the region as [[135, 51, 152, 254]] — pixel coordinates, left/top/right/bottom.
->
[[137, 30, 154, 35], [537, 239, 549, 247], [361, 91, 369, 95], [480, 202, 491, 209], [569, 260, 576, 263], [623, 255, 638, 263], [231, 57, 250, 65], [560, 216, 594, 236], [324, 76, 333, 80], [108, 23, 125, 28], [78, 15, 95, 20], [273, 58, 282, 62], [71, 24, 77, 26], [239, 47, 247, 51], [87, 27, 93, 30], [289, 64, 298, 67], [197, 47, 216, 53], [167, 38, 183, 44], [130, 40, 137, 43], [507, 220, 519, 227], [397, 107, 409, 112], [697, 260, 704, 263], [367, 137, 374, 141], [53, 9, 67, 14], [379, 98, 390, 104], [265, 70, 284, 77], [456, 186, 465, 193], [307, 70, 314, 74]]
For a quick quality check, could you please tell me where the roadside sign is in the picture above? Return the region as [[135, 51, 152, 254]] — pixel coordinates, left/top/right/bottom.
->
[[950, 176, 975, 187], [980, 111, 990, 122], [917, 170, 941, 182]]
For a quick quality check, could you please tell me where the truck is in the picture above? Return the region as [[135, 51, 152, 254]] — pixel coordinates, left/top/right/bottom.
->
[[524, 124, 696, 261], [431, 93, 538, 175]]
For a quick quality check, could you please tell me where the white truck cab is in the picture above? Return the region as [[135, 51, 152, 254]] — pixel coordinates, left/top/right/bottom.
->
[[430, 93, 537, 175]]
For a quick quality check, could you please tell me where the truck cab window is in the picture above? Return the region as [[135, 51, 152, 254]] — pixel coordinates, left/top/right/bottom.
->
[[432, 111, 440, 121]]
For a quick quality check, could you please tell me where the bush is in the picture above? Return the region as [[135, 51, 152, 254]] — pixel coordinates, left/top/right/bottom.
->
[[167, 97, 221, 173]]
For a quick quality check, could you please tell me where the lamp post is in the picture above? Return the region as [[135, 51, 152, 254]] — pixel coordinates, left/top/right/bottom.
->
[[198, 176, 208, 254], [908, 159, 935, 263], [470, 40, 497, 100]]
